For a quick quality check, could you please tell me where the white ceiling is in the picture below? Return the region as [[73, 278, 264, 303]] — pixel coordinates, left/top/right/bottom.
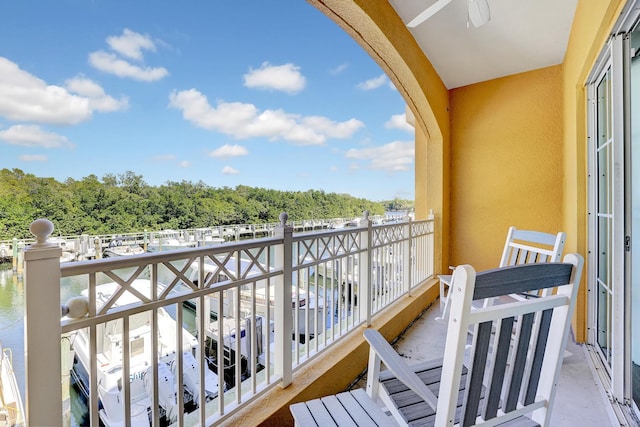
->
[[387, 0, 578, 89]]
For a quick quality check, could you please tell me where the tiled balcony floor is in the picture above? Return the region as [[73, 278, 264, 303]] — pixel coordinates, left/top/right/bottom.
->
[[353, 302, 619, 426]]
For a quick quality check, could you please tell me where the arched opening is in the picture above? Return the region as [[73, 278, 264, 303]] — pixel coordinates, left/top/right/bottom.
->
[[308, 0, 450, 273]]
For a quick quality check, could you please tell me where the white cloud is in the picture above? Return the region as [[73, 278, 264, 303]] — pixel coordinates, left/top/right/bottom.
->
[[19, 154, 47, 162], [302, 116, 363, 139], [208, 144, 249, 159], [345, 140, 414, 172], [0, 58, 87, 124], [179, 160, 191, 168], [169, 89, 364, 145], [0, 125, 74, 148], [107, 29, 156, 61], [0, 58, 126, 125], [330, 63, 348, 75], [65, 76, 129, 112], [357, 74, 389, 90], [244, 62, 306, 94], [385, 113, 414, 132], [152, 154, 176, 161], [222, 166, 239, 175], [89, 51, 168, 82], [88, 28, 168, 82]]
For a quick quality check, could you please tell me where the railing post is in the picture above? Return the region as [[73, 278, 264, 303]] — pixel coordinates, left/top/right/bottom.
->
[[274, 212, 293, 387], [359, 211, 372, 325], [428, 209, 435, 278], [11, 237, 17, 273], [24, 219, 63, 426], [404, 215, 413, 296]]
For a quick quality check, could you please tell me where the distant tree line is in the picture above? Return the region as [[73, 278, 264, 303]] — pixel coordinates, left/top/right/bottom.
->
[[0, 168, 412, 240]]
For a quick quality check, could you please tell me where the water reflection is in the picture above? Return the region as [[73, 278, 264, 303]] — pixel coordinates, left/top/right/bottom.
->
[[0, 268, 25, 405]]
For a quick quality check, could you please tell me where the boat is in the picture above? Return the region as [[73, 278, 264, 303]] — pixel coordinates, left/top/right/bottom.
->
[[59, 251, 76, 263], [344, 218, 362, 227], [192, 228, 226, 246], [146, 230, 198, 252], [328, 219, 346, 229], [50, 237, 77, 263], [0, 343, 24, 427], [69, 280, 219, 427], [102, 236, 145, 258], [198, 314, 273, 390], [0, 245, 9, 263], [182, 259, 326, 338], [179, 257, 325, 388]]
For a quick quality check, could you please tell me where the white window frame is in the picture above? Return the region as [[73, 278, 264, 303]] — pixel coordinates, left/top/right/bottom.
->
[[587, 33, 627, 403]]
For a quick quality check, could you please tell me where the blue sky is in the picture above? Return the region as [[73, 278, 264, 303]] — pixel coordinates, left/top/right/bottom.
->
[[0, 1, 415, 202]]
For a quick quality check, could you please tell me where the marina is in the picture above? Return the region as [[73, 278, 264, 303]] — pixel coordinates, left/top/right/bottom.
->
[[0, 211, 426, 425], [0, 214, 404, 266], [0, 240, 362, 425]]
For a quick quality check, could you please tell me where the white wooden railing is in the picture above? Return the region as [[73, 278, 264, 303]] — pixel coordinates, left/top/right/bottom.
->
[[23, 211, 434, 426]]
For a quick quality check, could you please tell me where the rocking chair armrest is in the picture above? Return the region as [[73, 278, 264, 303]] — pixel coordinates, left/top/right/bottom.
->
[[363, 329, 439, 410]]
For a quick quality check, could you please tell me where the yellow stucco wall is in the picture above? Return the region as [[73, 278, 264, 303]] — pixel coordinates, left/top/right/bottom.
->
[[448, 66, 564, 272]]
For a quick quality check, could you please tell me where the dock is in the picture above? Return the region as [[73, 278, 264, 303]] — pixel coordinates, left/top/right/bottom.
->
[[0, 214, 405, 268]]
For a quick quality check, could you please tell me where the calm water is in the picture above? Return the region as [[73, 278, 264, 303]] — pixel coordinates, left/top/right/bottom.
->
[[0, 268, 25, 399], [0, 266, 90, 425]]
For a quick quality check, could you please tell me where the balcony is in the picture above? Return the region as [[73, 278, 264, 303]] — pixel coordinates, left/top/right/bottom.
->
[[18, 211, 618, 426], [22, 212, 435, 426]]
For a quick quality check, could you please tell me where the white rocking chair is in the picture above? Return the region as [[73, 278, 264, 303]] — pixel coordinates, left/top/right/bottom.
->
[[438, 226, 566, 319], [365, 253, 583, 426]]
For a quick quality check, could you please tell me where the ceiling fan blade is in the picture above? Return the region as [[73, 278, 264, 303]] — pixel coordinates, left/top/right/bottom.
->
[[468, 0, 491, 27], [407, 0, 453, 28]]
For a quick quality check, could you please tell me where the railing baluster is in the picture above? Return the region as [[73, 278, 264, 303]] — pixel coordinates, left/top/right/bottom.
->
[[123, 314, 131, 423], [176, 302, 184, 426], [404, 217, 412, 296], [89, 272, 99, 427], [360, 212, 372, 325], [151, 308, 160, 427]]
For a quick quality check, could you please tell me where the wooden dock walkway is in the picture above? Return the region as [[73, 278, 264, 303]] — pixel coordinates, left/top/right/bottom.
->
[[0, 214, 400, 267]]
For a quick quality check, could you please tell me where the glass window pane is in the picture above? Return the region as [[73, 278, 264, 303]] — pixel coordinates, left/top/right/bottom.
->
[[597, 281, 610, 360], [597, 216, 609, 284], [597, 70, 611, 148], [598, 144, 610, 214]]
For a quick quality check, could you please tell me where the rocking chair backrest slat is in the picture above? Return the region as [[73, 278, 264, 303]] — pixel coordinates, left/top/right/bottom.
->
[[484, 316, 514, 419], [505, 312, 535, 412], [525, 308, 553, 405], [472, 262, 573, 301], [500, 227, 565, 268], [436, 254, 583, 427], [464, 321, 491, 426]]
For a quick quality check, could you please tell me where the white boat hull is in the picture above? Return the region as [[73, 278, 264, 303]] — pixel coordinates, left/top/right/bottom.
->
[[69, 280, 219, 426]]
